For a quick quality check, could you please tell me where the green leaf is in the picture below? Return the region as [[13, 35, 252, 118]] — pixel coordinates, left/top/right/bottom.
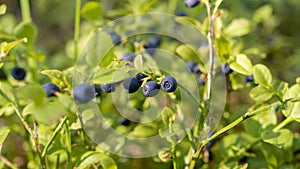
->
[[134, 54, 143, 70], [14, 22, 37, 51], [175, 44, 201, 62], [225, 18, 250, 37], [0, 127, 10, 153], [253, 64, 273, 86], [82, 2, 103, 21], [76, 151, 117, 169], [94, 67, 131, 84], [282, 84, 300, 119], [261, 129, 293, 148], [215, 36, 231, 62], [0, 4, 7, 15], [41, 69, 64, 82], [131, 123, 157, 138], [23, 99, 67, 124], [253, 5, 273, 24], [161, 107, 175, 125], [249, 85, 274, 103], [230, 54, 252, 75], [18, 85, 46, 105], [0, 38, 27, 58], [174, 16, 203, 32]]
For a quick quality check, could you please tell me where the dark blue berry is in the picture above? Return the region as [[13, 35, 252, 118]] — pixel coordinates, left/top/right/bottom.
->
[[109, 32, 121, 45], [186, 61, 201, 74], [145, 36, 161, 48], [245, 75, 254, 83], [197, 74, 206, 86], [73, 83, 95, 104], [123, 77, 140, 93], [222, 63, 233, 75], [42, 83, 60, 97], [118, 117, 131, 126], [136, 73, 148, 85], [11, 67, 26, 80], [161, 76, 178, 92], [94, 85, 101, 97], [100, 83, 116, 93], [121, 52, 135, 62], [185, 0, 200, 8], [142, 81, 160, 97], [176, 11, 187, 17]]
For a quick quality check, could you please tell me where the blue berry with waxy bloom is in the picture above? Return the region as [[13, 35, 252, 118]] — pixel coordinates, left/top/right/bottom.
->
[[142, 81, 160, 97], [186, 61, 201, 74], [145, 36, 161, 49], [109, 31, 121, 45], [73, 83, 95, 104], [222, 63, 233, 75], [121, 52, 135, 62], [161, 76, 178, 92], [185, 0, 200, 8], [101, 83, 116, 93], [42, 83, 60, 97], [11, 66, 26, 80], [245, 75, 254, 83], [123, 77, 140, 93], [136, 73, 148, 85], [118, 117, 131, 126]]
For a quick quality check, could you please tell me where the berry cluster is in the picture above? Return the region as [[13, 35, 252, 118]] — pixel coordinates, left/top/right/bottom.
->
[[185, 61, 207, 86]]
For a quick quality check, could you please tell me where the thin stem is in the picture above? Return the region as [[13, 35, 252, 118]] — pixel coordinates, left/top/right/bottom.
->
[[189, 102, 280, 169], [273, 117, 294, 132], [205, 1, 214, 101], [0, 155, 18, 169], [74, 0, 81, 59], [41, 116, 68, 157], [34, 121, 46, 169], [20, 0, 31, 22]]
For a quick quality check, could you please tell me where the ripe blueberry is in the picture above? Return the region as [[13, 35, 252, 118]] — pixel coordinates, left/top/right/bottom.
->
[[42, 83, 60, 97], [136, 73, 148, 85], [118, 117, 131, 126], [73, 83, 95, 104], [100, 83, 116, 93], [186, 61, 201, 74], [161, 76, 178, 92], [222, 63, 233, 75], [109, 31, 121, 45], [245, 75, 254, 83], [121, 52, 135, 62], [185, 0, 200, 8], [144, 36, 161, 55], [11, 66, 26, 80], [142, 81, 160, 97], [123, 77, 140, 93]]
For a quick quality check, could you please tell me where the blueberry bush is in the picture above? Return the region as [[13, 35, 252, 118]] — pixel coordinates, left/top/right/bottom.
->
[[0, 0, 300, 169]]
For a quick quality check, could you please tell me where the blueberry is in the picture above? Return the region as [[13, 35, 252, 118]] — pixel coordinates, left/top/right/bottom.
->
[[222, 63, 233, 75], [185, 0, 200, 8], [121, 52, 135, 62], [118, 117, 131, 126], [100, 83, 116, 93], [11, 66, 26, 80], [161, 76, 178, 92], [73, 83, 95, 104], [186, 61, 201, 74], [142, 81, 160, 97], [42, 83, 60, 97], [109, 31, 121, 45], [176, 11, 187, 17], [245, 75, 254, 83], [123, 77, 140, 93], [136, 73, 148, 85], [94, 85, 101, 97], [197, 74, 206, 86], [147, 36, 161, 48]]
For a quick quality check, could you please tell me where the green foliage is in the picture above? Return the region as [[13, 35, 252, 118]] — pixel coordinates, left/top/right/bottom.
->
[[0, 0, 299, 169]]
